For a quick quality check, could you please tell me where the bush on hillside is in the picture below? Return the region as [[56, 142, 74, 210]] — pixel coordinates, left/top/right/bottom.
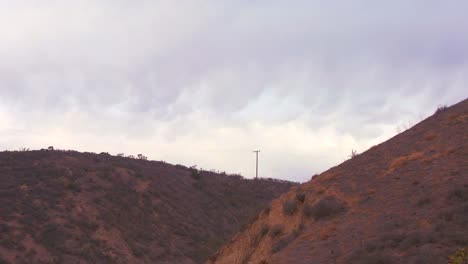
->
[[260, 225, 269, 237], [348, 252, 395, 264], [263, 205, 271, 215], [296, 192, 306, 203], [448, 247, 468, 264], [271, 234, 294, 253], [191, 170, 201, 180], [304, 196, 346, 220], [282, 200, 297, 215], [271, 225, 303, 253], [435, 104, 448, 114], [270, 225, 284, 238]]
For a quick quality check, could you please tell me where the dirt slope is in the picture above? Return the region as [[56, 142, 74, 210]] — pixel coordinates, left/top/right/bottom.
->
[[210, 99, 468, 264], [0, 151, 295, 263]]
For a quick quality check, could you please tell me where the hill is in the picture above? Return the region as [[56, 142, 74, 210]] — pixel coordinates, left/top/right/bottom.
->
[[209, 99, 468, 264], [0, 150, 295, 263]]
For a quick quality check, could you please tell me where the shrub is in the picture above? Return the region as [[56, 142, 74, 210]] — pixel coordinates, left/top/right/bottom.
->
[[208, 254, 218, 262], [435, 104, 448, 114], [0, 223, 9, 233], [191, 170, 201, 180], [137, 154, 147, 160], [271, 235, 294, 253], [293, 224, 304, 237], [174, 164, 187, 170], [270, 225, 283, 238], [416, 198, 431, 207], [296, 192, 306, 203], [271, 226, 302, 253], [399, 231, 423, 249], [130, 244, 146, 258], [260, 225, 269, 237], [303, 196, 345, 220], [38, 224, 66, 250], [264, 205, 271, 215], [347, 248, 396, 264], [303, 203, 314, 216], [282, 200, 297, 215], [449, 248, 468, 264], [449, 189, 468, 202], [67, 182, 81, 192]]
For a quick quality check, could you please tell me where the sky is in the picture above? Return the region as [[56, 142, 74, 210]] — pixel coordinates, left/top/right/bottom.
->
[[0, 1, 467, 182]]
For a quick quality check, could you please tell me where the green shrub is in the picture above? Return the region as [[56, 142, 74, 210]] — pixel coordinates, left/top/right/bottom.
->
[[449, 248, 468, 264]]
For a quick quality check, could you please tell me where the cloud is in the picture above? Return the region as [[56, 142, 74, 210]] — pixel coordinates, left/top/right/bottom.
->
[[0, 1, 467, 181]]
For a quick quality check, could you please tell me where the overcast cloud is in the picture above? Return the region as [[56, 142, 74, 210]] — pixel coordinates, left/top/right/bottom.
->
[[0, 1, 467, 182]]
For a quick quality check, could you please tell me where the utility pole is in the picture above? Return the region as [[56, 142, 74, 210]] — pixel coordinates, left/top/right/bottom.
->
[[253, 150, 260, 179]]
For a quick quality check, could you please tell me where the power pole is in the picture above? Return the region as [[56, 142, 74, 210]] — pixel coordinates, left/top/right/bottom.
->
[[253, 150, 260, 179]]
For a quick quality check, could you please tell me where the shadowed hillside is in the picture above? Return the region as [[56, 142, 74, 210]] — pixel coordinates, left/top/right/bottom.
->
[[0, 150, 295, 263], [209, 99, 468, 264]]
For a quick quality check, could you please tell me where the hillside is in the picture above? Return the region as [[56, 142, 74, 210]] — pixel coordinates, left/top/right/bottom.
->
[[0, 151, 295, 263], [209, 99, 468, 264]]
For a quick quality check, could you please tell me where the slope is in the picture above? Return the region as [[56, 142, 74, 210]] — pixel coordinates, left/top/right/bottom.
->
[[0, 150, 295, 263], [210, 98, 468, 264]]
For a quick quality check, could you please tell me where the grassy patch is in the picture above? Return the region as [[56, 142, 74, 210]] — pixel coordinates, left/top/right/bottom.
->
[[385, 152, 424, 175]]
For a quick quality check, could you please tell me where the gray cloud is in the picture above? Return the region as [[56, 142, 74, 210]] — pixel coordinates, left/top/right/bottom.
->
[[0, 0, 467, 181]]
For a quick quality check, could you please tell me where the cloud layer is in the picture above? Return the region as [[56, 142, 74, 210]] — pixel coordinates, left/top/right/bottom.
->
[[1, 1, 467, 181]]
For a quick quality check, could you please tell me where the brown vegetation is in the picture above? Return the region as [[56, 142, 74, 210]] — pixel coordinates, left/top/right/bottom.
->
[[0, 151, 295, 263], [210, 98, 468, 264]]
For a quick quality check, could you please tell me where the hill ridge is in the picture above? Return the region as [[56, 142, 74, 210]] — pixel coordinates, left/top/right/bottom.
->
[[209, 98, 468, 264], [0, 149, 296, 263]]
